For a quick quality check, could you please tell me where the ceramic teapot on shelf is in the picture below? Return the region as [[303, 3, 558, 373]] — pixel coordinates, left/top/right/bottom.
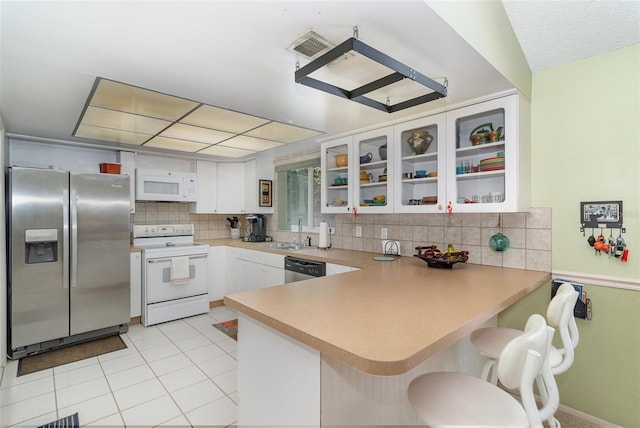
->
[[360, 152, 373, 164]]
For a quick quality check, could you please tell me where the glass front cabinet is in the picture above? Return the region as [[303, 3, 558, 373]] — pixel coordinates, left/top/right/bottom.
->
[[445, 93, 530, 213], [321, 127, 393, 214], [392, 114, 447, 213], [321, 92, 530, 214]]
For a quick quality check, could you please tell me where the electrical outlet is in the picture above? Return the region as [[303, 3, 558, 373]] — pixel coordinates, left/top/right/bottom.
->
[[328, 226, 335, 235], [355, 225, 362, 237], [381, 227, 388, 240]]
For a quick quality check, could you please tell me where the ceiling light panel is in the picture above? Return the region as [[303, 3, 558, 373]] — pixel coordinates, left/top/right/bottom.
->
[[220, 135, 285, 151], [159, 123, 235, 144], [91, 78, 199, 121], [246, 121, 322, 144], [144, 136, 211, 152], [80, 106, 171, 135], [198, 145, 255, 158], [181, 105, 270, 134], [74, 124, 152, 145]]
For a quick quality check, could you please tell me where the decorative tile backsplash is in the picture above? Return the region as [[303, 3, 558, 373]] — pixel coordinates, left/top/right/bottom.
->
[[133, 202, 551, 272]]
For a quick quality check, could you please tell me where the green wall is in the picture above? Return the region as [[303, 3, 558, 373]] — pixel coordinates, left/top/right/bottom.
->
[[500, 44, 640, 427]]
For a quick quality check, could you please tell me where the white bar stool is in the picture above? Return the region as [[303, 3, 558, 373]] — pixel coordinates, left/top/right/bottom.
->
[[407, 314, 555, 427]]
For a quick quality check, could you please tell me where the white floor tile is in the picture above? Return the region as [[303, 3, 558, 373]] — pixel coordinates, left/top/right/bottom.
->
[[138, 342, 181, 363], [212, 369, 237, 395], [54, 362, 104, 389], [196, 354, 237, 379], [171, 379, 225, 413], [120, 394, 182, 426], [229, 391, 239, 405], [7, 410, 57, 428], [53, 356, 99, 374], [172, 333, 214, 352], [99, 352, 146, 375], [216, 337, 238, 354], [0, 376, 54, 406], [58, 392, 119, 426], [158, 364, 207, 393], [0, 360, 52, 390], [148, 353, 194, 377], [184, 395, 237, 426], [209, 307, 237, 322], [184, 343, 226, 364], [112, 377, 166, 410], [158, 414, 190, 426], [85, 412, 125, 426], [184, 313, 219, 327], [0, 391, 56, 427], [105, 363, 156, 391], [56, 377, 110, 409], [128, 331, 172, 351]]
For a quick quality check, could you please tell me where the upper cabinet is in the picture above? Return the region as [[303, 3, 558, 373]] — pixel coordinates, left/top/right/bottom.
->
[[320, 128, 393, 214], [446, 94, 530, 213], [393, 114, 447, 213], [321, 92, 530, 214], [192, 158, 274, 214]]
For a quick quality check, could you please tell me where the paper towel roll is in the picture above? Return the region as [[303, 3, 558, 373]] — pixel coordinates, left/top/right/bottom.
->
[[319, 220, 329, 249]]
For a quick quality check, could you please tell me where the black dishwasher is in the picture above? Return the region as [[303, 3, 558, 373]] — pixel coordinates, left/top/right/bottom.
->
[[284, 256, 326, 283]]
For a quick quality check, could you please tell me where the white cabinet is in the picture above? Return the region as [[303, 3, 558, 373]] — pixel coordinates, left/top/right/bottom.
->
[[217, 162, 246, 213], [321, 127, 393, 214], [229, 248, 284, 293], [130, 251, 141, 318], [191, 160, 218, 214], [393, 114, 447, 213], [208, 246, 226, 301], [445, 93, 530, 213]]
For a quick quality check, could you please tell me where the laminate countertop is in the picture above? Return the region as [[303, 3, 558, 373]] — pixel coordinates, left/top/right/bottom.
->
[[209, 240, 549, 375]]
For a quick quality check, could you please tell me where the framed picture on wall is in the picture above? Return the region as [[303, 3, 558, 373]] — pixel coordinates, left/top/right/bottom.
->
[[580, 200, 623, 229], [259, 179, 272, 207]]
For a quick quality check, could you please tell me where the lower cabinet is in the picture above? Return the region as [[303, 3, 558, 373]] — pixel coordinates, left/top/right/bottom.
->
[[130, 251, 142, 318], [209, 246, 227, 301], [228, 248, 285, 294]]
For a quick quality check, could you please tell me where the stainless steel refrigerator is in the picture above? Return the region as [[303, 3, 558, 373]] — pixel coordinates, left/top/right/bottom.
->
[[7, 166, 131, 359]]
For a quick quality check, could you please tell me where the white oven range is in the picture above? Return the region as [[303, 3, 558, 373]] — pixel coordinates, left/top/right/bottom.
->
[[133, 224, 209, 326]]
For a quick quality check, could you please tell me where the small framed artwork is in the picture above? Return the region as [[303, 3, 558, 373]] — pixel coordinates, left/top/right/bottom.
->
[[259, 179, 272, 207], [580, 200, 623, 229]]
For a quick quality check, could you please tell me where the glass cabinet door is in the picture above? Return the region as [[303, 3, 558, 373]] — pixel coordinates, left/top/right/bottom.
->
[[393, 114, 446, 213], [321, 136, 353, 214], [446, 94, 524, 213], [353, 127, 393, 213]]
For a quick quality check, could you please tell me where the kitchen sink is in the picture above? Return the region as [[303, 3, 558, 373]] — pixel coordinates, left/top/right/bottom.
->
[[258, 242, 308, 251]]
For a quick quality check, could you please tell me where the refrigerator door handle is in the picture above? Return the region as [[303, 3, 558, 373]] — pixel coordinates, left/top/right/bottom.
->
[[62, 189, 70, 289], [70, 189, 78, 288]]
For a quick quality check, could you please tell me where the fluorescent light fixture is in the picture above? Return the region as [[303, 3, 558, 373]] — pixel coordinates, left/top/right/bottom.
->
[[74, 78, 323, 158]]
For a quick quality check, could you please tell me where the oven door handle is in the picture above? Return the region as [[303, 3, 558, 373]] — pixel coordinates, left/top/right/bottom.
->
[[147, 254, 208, 263]]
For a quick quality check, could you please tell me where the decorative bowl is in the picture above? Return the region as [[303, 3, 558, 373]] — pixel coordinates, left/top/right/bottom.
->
[[407, 130, 434, 155], [414, 245, 469, 268], [335, 154, 348, 167]]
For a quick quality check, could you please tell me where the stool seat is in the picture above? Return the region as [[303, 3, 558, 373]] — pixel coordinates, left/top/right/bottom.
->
[[472, 327, 564, 367], [408, 371, 529, 426]]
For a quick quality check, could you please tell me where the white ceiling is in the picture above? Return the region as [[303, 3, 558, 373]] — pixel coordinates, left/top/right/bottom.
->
[[1, 1, 638, 160]]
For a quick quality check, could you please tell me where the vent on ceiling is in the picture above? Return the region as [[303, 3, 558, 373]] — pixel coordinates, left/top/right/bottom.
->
[[288, 31, 334, 58]]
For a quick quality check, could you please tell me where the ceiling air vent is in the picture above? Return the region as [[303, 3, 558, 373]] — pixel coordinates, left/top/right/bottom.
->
[[288, 31, 334, 59]]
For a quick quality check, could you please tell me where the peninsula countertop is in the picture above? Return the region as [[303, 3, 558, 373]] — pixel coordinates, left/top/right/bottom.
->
[[206, 240, 551, 375]]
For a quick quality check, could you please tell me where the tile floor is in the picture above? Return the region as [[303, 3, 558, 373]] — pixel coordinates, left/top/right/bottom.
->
[[0, 306, 238, 427]]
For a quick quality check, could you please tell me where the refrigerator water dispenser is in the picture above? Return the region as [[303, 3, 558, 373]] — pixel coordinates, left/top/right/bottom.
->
[[25, 228, 58, 263]]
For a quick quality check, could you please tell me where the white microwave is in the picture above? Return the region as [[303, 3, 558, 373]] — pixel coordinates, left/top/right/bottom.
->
[[136, 169, 198, 202]]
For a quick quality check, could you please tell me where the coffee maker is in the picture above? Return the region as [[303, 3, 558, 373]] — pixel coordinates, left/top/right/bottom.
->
[[244, 214, 267, 242]]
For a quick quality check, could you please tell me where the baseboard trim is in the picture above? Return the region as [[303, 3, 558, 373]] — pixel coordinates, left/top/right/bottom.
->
[[210, 299, 224, 308], [129, 316, 141, 325], [555, 402, 622, 428]]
